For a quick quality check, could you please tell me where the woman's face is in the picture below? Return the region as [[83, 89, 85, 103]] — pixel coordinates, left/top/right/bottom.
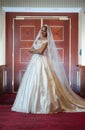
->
[[41, 26, 47, 37]]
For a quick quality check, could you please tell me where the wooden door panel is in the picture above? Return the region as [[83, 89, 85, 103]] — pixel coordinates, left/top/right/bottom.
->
[[14, 19, 41, 91]]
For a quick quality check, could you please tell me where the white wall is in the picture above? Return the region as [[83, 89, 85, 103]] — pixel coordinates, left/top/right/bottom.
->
[[0, 9, 5, 65], [1, 0, 85, 8], [0, 0, 85, 65], [78, 9, 85, 65], [82, 11, 85, 65], [78, 10, 83, 65]]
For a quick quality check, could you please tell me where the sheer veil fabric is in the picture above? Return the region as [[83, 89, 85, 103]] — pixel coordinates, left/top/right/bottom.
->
[[11, 25, 85, 114]]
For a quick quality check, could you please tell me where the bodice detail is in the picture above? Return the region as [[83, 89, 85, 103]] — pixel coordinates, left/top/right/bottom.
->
[[33, 40, 48, 49]]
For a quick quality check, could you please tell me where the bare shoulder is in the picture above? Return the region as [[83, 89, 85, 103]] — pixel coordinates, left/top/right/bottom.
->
[[43, 41, 48, 45]]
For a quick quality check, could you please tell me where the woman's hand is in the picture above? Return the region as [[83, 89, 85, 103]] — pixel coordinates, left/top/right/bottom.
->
[[29, 47, 34, 53]]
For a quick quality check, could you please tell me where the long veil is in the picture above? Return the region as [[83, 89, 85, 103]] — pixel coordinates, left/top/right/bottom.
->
[[33, 25, 85, 108]]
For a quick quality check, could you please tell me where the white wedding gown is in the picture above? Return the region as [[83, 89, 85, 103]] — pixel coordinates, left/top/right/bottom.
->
[[11, 40, 85, 114]]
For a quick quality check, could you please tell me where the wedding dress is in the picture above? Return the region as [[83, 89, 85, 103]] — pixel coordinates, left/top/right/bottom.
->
[[11, 25, 85, 114]]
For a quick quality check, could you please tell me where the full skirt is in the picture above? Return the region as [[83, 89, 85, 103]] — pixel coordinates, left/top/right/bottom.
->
[[11, 54, 85, 113]]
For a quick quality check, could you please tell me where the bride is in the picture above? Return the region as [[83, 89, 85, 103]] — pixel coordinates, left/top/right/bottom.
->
[[11, 24, 85, 113]]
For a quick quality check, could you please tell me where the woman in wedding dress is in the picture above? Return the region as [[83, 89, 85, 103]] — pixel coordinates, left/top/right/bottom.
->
[[11, 25, 85, 114]]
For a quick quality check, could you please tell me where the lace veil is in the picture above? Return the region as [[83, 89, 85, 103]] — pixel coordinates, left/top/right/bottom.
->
[[32, 24, 70, 89]]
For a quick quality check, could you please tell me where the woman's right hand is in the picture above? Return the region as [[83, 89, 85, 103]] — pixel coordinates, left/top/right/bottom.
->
[[29, 47, 34, 53]]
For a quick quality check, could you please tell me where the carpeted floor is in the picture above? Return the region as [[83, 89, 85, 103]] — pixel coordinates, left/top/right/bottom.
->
[[0, 93, 16, 105], [0, 93, 85, 130], [0, 105, 85, 130]]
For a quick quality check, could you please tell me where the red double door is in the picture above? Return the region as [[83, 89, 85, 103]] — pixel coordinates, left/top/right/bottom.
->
[[6, 13, 78, 93]]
